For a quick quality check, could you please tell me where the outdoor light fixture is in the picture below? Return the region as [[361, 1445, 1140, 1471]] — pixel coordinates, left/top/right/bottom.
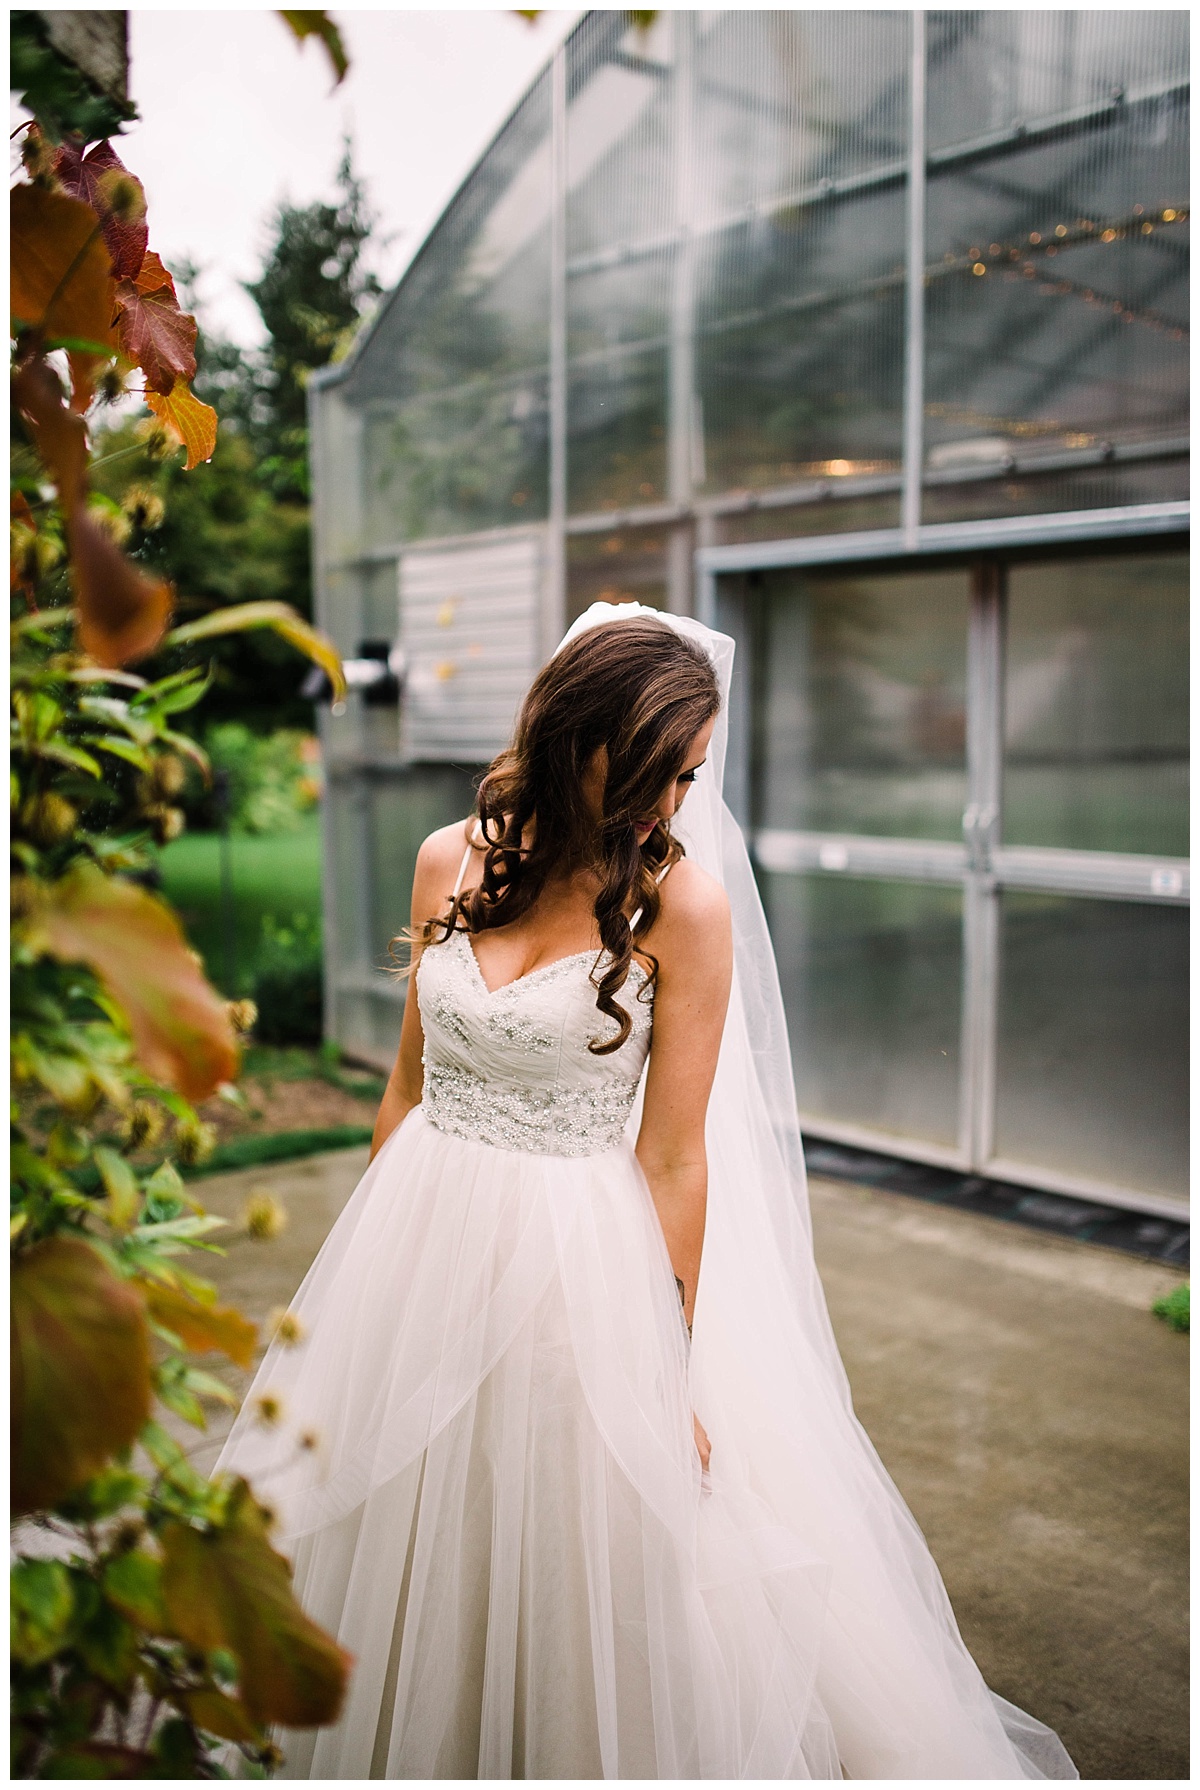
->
[[302, 639, 406, 708]]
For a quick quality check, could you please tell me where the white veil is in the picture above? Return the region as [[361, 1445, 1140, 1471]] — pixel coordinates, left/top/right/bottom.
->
[[557, 602, 1077, 1782]]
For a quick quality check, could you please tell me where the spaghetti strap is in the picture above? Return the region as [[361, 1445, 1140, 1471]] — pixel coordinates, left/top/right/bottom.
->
[[451, 824, 481, 899], [630, 856, 674, 931]]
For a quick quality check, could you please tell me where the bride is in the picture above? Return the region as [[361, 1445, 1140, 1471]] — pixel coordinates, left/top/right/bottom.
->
[[217, 603, 1077, 1780]]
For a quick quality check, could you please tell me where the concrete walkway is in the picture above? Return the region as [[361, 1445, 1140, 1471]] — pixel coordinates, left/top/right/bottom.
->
[[189, 1149, 1188, 1781]]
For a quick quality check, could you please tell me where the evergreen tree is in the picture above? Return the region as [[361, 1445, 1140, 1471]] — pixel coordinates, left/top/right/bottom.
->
[[244, 142, 381, 499]]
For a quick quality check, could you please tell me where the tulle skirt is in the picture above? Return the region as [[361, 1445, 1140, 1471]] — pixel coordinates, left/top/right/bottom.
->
[[215, 1108, 1076, 1779]]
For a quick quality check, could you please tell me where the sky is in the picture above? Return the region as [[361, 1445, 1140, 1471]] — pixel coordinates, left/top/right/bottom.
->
[[117, 8, 582, 347]]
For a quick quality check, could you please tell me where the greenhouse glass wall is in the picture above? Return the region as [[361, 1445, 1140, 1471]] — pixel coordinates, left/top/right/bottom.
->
[[310, 10, 1189, 1217]]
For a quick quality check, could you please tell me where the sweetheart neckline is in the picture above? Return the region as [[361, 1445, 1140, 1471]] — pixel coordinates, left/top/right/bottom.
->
[[453, 928, 648, 1001]]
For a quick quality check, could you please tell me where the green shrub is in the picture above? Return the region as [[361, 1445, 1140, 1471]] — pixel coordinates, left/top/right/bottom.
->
[[1152, 1283, 1189, 1334], [197, 722, 319, 835], [250, 913, 323, 1044]]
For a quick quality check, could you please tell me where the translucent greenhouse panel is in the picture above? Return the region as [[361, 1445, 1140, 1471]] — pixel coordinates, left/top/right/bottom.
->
[[565, 14, 675, 262], [762, 872, 964, 1151], [994, 893, 1188, 1204], [923, 12, 1189, 516], [344, 69, 553, 402], [309, 380, 365, 648], [369, 769, 481, 962], [566, 525, 670, 623], [920, 457, 1190, 527], [755, 568, 970, 842], [342, 64, 553, 545], [566, 342, 669, 514], [398, 534, 543, 761], [362, 375, 549, 546], [692, 12, 911, 496], [1003, 553, 1188, 858], [709, 492, 902, 547]]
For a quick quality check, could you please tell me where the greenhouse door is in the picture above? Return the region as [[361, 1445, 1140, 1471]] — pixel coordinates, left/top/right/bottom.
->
[[724, 548, 1188, 1219]]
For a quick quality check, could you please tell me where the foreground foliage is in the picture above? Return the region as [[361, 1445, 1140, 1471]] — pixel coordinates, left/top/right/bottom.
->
[[11, 17, 352, 1777]]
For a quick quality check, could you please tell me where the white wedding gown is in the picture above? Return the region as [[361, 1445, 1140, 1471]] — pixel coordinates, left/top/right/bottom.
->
[[217, 928, 1075, 1780], [216, 603, 1078, 1780]]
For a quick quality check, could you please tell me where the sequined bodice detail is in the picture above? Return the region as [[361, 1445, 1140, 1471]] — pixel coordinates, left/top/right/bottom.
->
[[417, 929, 653, 1157]]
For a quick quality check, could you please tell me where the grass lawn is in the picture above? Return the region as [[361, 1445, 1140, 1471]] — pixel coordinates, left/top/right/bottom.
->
[[156, 815, 323, 996]]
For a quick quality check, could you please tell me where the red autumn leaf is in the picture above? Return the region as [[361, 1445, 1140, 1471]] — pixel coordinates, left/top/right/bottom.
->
[[13, 356, 173, 664], [145, 379, 218, 470], [31, 863, 239, 1103], [114, 254, 197, 396], [161, 1479, 351, 1727], [10, 183, 118, 353], [12, 357, 89, 510], [53, 138, 149, 281], [11, 1237, 151, 1516], [69, 510, 174, 666], [131, 249, 178, 299]]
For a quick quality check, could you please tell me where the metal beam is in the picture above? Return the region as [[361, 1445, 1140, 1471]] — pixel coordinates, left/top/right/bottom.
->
[[697, 500, 1190, 573], [545, 42, 568, 655], [901, 9, 927, 544]]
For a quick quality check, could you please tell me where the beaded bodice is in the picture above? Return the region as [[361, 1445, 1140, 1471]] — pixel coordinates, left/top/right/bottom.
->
[[417, 928, 653, 1157]]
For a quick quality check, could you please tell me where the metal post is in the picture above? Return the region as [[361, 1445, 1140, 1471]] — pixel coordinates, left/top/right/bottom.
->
[[959, 559, 1005, 1167], [546, 44, 568, 654], [667, 11, 697, 615], [213, 767, 236, 996], [900, 9, 927, 546]]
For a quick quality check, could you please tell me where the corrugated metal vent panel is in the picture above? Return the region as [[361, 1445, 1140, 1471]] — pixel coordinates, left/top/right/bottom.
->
[[399, 533, 542, 760]]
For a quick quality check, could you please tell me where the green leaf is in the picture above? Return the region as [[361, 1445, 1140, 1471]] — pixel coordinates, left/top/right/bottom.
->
[[11, 1236, 152, 1515], [88, 734, 152, 770], [182, 1366, 238, 1407], [31, 740, 103, 777], [278, 9, 349, 83], [163, 599, 345, 703], [53, 1464, 143, 1521], [140, 1416, 186, 1474], [76, 1596, 139, 1691], [93, 1143, 141, 1231], [154, 1367, 208, 1430], [11, 1558, 74, 1666], [134, 1213, 227, 1243], [102, 1549, 169, 1631]]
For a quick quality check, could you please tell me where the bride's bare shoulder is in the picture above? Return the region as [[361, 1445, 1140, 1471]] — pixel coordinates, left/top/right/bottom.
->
[[412, 819, 478, 917], [651, 856, 731, 954]]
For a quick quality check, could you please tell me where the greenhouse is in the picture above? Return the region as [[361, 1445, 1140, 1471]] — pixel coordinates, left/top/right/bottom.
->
[[310, 10, 1189, 1216]]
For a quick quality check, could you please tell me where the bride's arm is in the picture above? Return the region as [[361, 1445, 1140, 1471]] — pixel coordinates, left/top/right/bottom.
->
[[370, 822, 473, 1161], [635, 861, 732, 1337]]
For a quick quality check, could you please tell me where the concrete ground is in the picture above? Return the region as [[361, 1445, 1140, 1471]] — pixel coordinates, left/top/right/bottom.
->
[[189, 1149, 1188, 1781]]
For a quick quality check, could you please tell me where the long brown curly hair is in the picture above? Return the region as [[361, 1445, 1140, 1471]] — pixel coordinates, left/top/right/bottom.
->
[[408, 616, 720, 1053]]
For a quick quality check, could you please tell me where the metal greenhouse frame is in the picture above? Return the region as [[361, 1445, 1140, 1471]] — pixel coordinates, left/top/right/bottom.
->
[[310, 11, 1189, 1218]]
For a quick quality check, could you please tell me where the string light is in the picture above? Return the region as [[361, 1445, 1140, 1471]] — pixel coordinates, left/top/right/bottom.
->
[[941, 205, 1187, 338]]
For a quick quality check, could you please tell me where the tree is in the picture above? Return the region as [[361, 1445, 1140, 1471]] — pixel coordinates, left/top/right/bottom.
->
[[86, 141, 381, 731], [244, 141, 381, 500]]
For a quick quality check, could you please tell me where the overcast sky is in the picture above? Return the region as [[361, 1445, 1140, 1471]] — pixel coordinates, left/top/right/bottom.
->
[[119, 8, 581, 347]]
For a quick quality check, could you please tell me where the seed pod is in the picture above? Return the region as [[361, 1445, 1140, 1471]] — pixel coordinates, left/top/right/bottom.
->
[[151, 752, 187, 798], [142, 802, 185, 845], [20, 791, 78, 846], [122, 1100, 165, 1153], [173, 1116, 217, 1167], [122, 486, 166, 533]]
